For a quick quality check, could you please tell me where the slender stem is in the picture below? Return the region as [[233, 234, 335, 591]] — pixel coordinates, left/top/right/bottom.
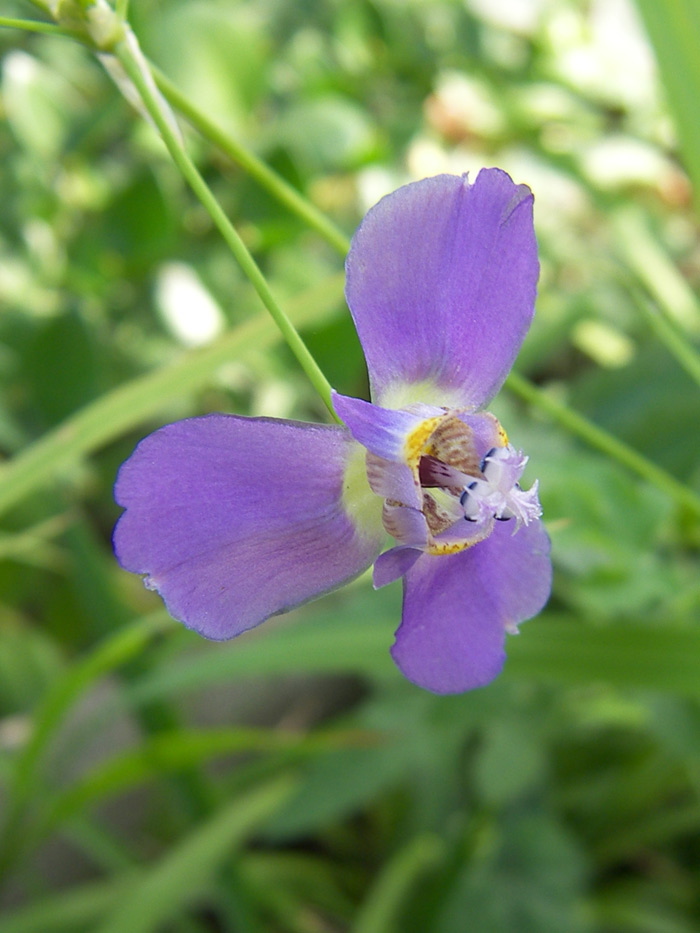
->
[[151, 65, 351, 257], [116, 0, 130, 20], [506, 371, 700, 519], [112, 32, 339, 419], [0, 16, 81, 38]]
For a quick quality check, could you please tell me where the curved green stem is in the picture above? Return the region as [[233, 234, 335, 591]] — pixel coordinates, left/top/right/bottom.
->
[[0, 15, 81, 38], [112, 31, 339, 420], [506, 371, 700, 519], [151, 66, 351, 256]]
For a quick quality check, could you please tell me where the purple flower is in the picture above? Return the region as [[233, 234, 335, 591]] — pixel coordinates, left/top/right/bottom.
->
[[114, 168, 551, 694]]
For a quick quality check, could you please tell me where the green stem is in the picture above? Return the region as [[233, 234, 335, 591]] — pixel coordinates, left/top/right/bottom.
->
[[0, 15, 81, 38], [506, 371, 700, 519], [112, 32, 339, 420], [151, 66, 350, 256]]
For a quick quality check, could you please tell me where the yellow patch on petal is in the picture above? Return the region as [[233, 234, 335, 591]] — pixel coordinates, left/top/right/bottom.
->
[[341, 441, 385, 543], [403, 415, 444, 467]]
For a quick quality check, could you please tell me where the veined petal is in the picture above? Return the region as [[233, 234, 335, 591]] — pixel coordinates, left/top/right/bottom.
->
[[114, 415, 384, 640], [458, 411, 509, 454], [366, 452, 421, 509], [391, 519, 551, 694], [373, 546, 422, 588], [382, 501, 429, 547], [332, 391, 442, 462], [346, 168, 539, 410]]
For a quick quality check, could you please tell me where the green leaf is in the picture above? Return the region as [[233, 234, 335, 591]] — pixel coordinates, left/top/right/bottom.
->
[[474, 717, 547, 807], [2, 49, 78, 159], [129, 586, 399, 708], [279, 95, 378, 172], [141, 3, 269, 134], [0, 614, 63, 713], [130, 599, 700, 705], [434, 811, 589, 933], [506, 616, 700, 698]]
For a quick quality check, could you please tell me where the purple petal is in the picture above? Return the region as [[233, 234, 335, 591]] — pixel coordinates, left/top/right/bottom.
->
[[332, 391, 440, 462], [346, 168, 539, 409], [381, 502, 429, 548], [459, 412, 508, 456], [373, 546, 422, 588], [114, 415, 384, 640], [366, 452, 421, 509], [391, 519, 551, 694]]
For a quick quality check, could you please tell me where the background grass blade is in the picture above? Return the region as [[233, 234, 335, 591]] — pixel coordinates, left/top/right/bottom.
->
[[0, 874, 141, 933], [39, 727, 375, 841], [506, 616, 700, 696], [635, 0, 700, 207], [0, 275, 343, 519], [93, 777, 296, 933], [351, 835, 443, 933], [0, 613, 171, 875]]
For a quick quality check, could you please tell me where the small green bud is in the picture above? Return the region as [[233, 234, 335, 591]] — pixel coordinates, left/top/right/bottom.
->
[[52, 0, 124, 51]]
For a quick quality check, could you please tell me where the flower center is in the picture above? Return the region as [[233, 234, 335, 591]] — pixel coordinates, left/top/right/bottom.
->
[[364, 408, 542, 561], [410, 412, 541, 545], [459, 445, 542, 528]]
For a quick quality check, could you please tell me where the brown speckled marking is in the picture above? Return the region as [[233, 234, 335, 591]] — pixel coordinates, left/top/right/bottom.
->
[[382, 501, 404, 539], [425, 415, 480, 472], [365, 451, 390, 494], [422, 492, 456, 536]]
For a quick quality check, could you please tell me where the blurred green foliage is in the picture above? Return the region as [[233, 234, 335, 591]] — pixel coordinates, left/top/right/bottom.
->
[[0, 0, 699, 931]]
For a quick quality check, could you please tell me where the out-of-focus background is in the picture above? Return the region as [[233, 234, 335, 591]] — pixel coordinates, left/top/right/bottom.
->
[[1, 0, 699, 930]]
